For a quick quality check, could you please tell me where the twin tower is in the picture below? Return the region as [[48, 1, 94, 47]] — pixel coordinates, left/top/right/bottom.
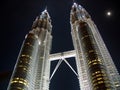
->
[[7, 3, 120, 90]]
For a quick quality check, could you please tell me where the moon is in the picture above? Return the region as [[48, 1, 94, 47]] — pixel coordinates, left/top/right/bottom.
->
[[106, 11, 112, 16]]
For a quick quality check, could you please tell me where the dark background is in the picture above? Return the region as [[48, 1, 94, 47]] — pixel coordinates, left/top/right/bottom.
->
[[0, 0, 120, 90]]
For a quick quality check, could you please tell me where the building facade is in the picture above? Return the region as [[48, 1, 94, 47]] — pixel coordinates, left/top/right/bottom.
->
[[70, 3, 120, 90], [7, 9, 52, 90], [7, 3, 120, 90]]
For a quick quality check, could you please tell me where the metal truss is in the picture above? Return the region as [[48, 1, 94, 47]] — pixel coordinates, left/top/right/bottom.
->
[[49, 50, 78, 81]]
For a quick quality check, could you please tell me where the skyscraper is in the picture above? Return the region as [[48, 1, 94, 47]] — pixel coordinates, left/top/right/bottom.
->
[[7, 9, 52, 90], [7, 2, 120, 90], [70, 3, 120, 90]]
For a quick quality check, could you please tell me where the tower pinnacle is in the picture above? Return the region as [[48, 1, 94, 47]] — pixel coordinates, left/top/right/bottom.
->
[[41, 8, 50, 19], [32, 8, 52, 33], [72, 2, 78, 11]]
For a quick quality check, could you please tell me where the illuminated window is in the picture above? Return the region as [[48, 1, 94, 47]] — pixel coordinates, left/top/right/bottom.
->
[[25, 42, 33, 47], [95, 71, 101, 74], [97, 59, 102, 62], [92, 62, 98, 65], [21, 54, 32, 60], [88, 61, 92, 65], [17, 65, 28, 72], [88, 50, 94, 53], [96, 74, 102, 77], [18, 65, 27, 68], [16, 87, 24, 90], [97, 77, 103, 80], [88, 59, 103, 67], [19, 59, 29, 64], [114, 82, 120, 87], [106, 89, 111, 90], [11, 77, 29, 87], [98, 81, 104, 84], [20, 56, 31, 64], [22, 67, 28, 72], [115, 84, 120, 87], [92, 71, 101, 76]]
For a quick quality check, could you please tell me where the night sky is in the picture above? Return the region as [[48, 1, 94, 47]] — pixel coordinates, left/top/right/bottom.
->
[[0, 0, 120, 90]]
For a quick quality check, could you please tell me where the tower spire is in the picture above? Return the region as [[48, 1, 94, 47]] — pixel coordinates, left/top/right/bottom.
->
[[31, 6, 51, 32], [45, 6, 47, 11], [72, 2, 77, 8]]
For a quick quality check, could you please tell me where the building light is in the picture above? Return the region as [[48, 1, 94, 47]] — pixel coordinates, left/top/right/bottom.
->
[[11, 78, 29, 87]]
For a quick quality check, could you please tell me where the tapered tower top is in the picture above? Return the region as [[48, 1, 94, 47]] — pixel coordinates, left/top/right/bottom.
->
[[70, 2, 91, 23], [32, 8, 52, 31], [40, 8, 50, 19]]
